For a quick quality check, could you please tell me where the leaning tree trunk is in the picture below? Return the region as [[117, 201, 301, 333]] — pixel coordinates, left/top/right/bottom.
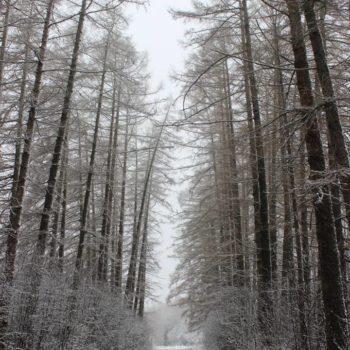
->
[[124, 114, 167, 306], [285, 1, 348, 348]]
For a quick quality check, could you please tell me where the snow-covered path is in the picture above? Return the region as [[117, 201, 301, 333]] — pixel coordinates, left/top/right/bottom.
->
[[154, 346, 202, 350]]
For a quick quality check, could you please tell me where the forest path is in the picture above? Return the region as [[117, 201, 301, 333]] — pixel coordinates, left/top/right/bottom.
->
[[154, 346, 202, 350]]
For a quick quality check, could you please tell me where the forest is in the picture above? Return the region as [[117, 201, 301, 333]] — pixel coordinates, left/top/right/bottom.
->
[[0, 0, 349, 349]]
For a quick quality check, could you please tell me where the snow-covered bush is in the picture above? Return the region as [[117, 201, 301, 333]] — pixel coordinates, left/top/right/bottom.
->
[[2, 273, 151, 350]]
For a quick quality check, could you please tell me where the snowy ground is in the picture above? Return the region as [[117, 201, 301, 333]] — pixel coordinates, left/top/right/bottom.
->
[[154, 346, 202, 350]]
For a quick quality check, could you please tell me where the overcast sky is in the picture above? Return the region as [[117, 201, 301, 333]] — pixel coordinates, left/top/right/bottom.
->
[[127, 0, 190, 92], [127, 0, 192, 303]]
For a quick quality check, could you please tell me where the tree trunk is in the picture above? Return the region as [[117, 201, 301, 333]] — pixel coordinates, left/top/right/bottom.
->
[[210, 132, 227, 286], [99, 122, 116, 281], [14, 0, 88, 346], [107, 83, 121, 288], [0, 0, 10, 98], [134, 190, 151, 318], [299, 135, 310, 300], [124, 115, 167, 306], [268, 121, 278, 283], [273, 17, 309, 347], [12, 37, 31, 197], [3, 0, 55, 285], [285, 1, 348, 348], [312, 0, 348, 305], [223, 59, 244, 279], [219, 98, 234, 287], [115, 115, 130, 290], [48, 158, 64, 263], [302, 0, 350, 239], [240, 0, 272, 331], [0, 0, 55, 345], [74, 33, 108, 285], [58, 143, 68, 273], [131, 138, 139, 286], [37, 0, 87, 265], [96, 41, 115, 282]]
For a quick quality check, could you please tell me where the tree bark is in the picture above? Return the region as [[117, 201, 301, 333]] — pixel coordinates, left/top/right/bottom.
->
[[3, 0, 55, 284], [240, 0, 272, 332], [124, 116, 167, 306], [14, 1, 88, 346], [12, 36, 31, 197], [98, 106, 115, 279], [107, 83, 121, 288], [302, 0, 350, 240], [223, 59, 244, 279], [93, 39, 115, 282], [219, 98, 234, 286], [133, 190, 151, 318], [308, 1, 348, 344], [0, 0, 10, 98], [74, 32, 108, 285], [299, 136, 310, 300], [48, 158, 64, 263], [268, 121, 278, 284], [285, 1, 348, 348], [115, 115, 130, 290], [0, 1, 55, 345], [58, 143, 68, 273]]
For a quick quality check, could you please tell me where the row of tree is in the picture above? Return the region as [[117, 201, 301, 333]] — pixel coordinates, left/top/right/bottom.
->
[[171, 0, 349, 349], [0, 0, 170, 348]]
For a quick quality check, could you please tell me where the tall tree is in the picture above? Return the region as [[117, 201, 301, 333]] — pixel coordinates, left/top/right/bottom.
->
[[285, 1, 347, 348], [125, 116, 167, 306], [14, 0, 88, 346], [240, 0, 272, 333], [115, 112, 130, 290], [3, 0, 56, 285]]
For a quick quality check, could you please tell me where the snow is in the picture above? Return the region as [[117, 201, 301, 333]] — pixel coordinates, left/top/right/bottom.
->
[[154, 346, 202, 350]]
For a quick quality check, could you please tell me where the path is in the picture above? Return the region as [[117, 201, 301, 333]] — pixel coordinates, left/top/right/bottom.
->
[[154, 346, 202, 350]]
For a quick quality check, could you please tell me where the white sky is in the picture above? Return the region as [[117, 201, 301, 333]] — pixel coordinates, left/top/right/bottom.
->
[[127, 0, 190, 93], [126, 0, 192, 303]]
